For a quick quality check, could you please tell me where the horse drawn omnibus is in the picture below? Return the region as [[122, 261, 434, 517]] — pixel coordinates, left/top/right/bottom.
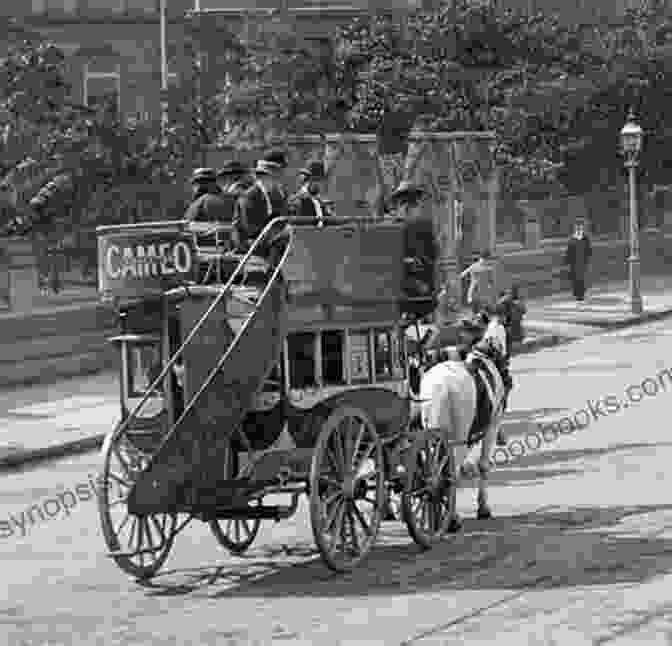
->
[[96, 215, 460, 580]]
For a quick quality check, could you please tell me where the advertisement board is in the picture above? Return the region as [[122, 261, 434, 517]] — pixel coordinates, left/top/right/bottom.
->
[[97, 224, 196, 303]]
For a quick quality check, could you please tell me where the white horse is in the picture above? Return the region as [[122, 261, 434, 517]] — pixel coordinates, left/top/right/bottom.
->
[[409, 314, 508, 527]]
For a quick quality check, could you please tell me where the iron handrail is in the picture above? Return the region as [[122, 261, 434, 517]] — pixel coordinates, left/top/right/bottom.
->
[[108, 217, 291, 445]]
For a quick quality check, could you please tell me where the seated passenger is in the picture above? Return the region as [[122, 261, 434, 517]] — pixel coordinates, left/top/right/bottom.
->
[[289, 160, 332, 226]]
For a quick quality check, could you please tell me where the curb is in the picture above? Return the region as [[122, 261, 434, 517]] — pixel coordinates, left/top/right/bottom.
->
[[513, 334, 566, 355], [0, 335, 565, 473], [577, 306, 672, 331], [0, 434, 105, 473], [0, 309, 664, 473]]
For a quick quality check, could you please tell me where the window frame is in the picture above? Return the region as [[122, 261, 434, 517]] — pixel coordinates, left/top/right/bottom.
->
[[83, 61, 122, 115]]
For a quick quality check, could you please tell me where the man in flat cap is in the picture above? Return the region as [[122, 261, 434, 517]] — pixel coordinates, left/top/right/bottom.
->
[[289, 160, 331, 225]]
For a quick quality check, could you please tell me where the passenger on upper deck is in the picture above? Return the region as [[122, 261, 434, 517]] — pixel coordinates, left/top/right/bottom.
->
[[234, 151, 290, 251], [217, 161, 254, 197], [387, 180, 437, 313], [289, 160, 332, 226], [184, 168, 235, 225]]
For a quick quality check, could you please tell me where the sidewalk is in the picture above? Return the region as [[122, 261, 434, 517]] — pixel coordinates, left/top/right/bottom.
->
[[0, 371, 118, 470], [2, 274, 672, 472], [521, 274, 672, 341], [0, 284, 99, 319]]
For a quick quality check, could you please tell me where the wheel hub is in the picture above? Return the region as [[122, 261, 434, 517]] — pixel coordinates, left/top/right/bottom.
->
[[343, 474, 356, 499]]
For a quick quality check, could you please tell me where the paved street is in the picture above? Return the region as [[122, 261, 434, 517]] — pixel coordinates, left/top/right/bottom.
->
[[1, 317, 672, 644]]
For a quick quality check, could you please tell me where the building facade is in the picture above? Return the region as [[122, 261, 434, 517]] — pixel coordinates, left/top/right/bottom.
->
[[2, 1, 651, 126], [2, 0, 194, 124]]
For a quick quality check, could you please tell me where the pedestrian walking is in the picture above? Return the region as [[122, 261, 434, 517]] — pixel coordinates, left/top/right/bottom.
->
[[564, 218, 592, 304], [460, 249, 497, 313]]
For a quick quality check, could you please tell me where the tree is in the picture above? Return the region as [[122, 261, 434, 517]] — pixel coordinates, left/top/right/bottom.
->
[[186, 8, 342, 150], [334, 3, 607, 200], [0, 23, 191, 242]]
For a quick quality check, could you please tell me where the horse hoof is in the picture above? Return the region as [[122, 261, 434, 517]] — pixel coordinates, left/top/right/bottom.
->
[[477, 506, 493, 520], [496, 432, 507, 446], [447, 516, 463, 533]]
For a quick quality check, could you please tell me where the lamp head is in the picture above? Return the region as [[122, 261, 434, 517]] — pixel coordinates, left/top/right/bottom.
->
[[620, 109, 643, 161]]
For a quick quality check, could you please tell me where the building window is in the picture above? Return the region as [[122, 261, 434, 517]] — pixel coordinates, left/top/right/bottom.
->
[[84, 62, 121, 115], [34, 0, 78, 14], [85, 0, 125, 14], [125, 0, 158, 14]]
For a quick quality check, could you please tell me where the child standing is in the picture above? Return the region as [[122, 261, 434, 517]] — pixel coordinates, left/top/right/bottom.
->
[[460, 250, 497, 313]]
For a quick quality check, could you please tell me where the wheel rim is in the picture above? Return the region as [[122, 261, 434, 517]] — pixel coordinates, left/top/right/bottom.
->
[[210, 503, 261, 555], [99, 432, 176, 579], [209, 441, 261, 555], [403, 432, 456, 547], [310, 407, 384, 572]]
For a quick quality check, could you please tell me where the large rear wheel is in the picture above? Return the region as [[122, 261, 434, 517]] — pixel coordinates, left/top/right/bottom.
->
[[309, 406, 385, 572], [98, 430, 177, 580], [401, 429, 458, 550]]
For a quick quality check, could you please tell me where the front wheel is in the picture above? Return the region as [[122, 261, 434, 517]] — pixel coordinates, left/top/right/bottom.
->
[[98, 430, 177, 580], [309, 406, 385, 572], [401, 429, 458, 550], [209, 443, 261, 555]]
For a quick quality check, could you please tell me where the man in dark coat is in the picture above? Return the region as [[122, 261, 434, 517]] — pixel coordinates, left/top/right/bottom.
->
[[184, 167, 235, 224], [564, 219, 592, 303], [289, 160, 331, 224], [388, 181, 437, 316], [217, 160, 254, 197], [185, 168, 237, 280], [234, 152, 289, 250]]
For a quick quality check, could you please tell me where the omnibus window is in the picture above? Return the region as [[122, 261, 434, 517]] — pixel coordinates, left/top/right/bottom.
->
[[287, 332, 317, 389], [126, 343, 165, 418], [322, 330, 345, 385], [374, 329, 394, 380], [349, 330, 371, 384]]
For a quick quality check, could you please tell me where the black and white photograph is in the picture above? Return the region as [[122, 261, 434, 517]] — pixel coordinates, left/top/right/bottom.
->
[[1, 1, 672, 644]]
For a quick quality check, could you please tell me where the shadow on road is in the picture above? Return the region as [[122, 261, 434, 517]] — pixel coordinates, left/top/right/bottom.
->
[[140, 502, 672, 601], [488, 441, 672, 488]]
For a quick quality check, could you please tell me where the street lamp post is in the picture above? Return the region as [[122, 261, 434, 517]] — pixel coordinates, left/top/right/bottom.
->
[[160, 0, 169, 146], [620, 109, 644, 315]]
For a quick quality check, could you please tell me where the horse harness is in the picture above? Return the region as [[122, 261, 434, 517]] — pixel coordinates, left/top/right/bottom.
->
[[464, 348, 503, 447]]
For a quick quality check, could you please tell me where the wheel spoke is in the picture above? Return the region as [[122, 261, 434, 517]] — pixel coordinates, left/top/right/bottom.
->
[[325, 445, 342, 477], [324, 496, 345, 534], [323, 490, 342, 509], [354, 440, 376, 475], [326, 499, 347, 553], [350, 421, 365, 469], [143, 517, 156, 552], [347, 505, 360, 555], [109, 471, 132, 491], [351, 501, 373, 537], [332, 427, 346, 476], [150, 515, 166, 542]]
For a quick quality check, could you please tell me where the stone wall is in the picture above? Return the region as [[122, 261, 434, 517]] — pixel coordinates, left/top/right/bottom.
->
[[497, 231, 672, 299]]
